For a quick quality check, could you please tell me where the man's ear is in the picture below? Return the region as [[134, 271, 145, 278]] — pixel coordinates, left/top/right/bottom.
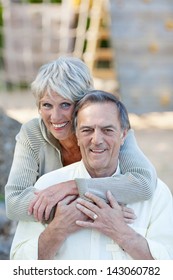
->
[[120, 129, 128, 145], [75, 131, 80, 146]]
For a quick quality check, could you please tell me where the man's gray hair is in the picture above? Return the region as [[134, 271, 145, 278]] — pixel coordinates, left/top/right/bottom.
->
[[31, 56, 94, 107], [73, 90, 131, 131]]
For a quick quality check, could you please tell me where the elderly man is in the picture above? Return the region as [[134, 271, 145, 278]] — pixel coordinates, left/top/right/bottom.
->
[[10, 90, 173, 260]]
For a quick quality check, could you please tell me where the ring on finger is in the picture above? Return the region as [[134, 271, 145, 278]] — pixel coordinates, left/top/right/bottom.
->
[[93, 214, 98, 220]]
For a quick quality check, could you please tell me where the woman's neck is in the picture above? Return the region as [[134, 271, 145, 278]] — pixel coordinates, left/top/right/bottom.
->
[[59, 135, 81, 166], [59, 134, 78, 150]]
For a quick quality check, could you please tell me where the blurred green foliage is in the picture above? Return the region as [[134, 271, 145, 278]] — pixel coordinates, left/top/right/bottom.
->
[[0, 4, 3, 48], [0, 193, 5, 202], [0, 4, 3, 73]]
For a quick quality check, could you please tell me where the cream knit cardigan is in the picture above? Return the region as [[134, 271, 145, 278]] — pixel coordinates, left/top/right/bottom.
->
[[5, 118, 157, 221]]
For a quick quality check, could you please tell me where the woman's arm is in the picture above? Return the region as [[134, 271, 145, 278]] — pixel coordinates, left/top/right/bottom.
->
[[7, 126, 156, 222], [28, 130, 157, 223], [5, 128, 39, 221], [75, 129, 157, 204], [5, 120, 78, 222]]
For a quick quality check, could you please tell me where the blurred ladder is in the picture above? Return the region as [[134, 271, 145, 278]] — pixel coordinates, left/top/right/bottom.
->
[[82, 0, 115, 79]]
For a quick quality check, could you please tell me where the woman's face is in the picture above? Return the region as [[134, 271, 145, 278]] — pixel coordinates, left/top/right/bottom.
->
[[39, 91, 75, 140]]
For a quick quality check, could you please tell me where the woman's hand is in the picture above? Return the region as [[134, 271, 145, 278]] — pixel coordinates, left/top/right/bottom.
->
[[28, 180, 78, 222], [120, 204, 137, 224]]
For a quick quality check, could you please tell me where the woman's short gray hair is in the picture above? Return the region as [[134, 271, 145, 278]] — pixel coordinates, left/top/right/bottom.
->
[[73, 90, 131, 131], [31, 56, 94, 106]]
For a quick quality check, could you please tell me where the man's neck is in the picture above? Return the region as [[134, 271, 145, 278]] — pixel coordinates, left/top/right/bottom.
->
[[86, 162, 119, 178]]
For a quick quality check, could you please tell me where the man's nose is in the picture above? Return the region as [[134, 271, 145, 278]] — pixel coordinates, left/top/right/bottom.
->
[[91, 129, 103, 145]]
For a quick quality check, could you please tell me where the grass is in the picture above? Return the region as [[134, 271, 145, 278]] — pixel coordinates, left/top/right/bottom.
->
[[0, 193, 5, 202]]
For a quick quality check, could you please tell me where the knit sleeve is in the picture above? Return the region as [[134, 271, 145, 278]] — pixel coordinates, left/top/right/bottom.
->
[[75, 129, 157, 204], [5, 120, 40, 222]]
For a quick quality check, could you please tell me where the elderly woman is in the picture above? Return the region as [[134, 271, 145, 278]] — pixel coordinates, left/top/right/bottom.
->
[[5, 56, 156, 222]]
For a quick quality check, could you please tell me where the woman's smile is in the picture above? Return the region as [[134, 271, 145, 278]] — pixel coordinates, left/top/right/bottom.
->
[[40, 92, 75, 140], [52, 121, 70, 129]]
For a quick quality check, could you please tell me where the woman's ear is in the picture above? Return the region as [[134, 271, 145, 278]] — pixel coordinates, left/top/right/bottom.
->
[[38, 104, 42, 115]]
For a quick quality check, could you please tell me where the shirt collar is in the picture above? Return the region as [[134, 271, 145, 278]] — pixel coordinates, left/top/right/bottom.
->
[[80, 159, 120, 178]]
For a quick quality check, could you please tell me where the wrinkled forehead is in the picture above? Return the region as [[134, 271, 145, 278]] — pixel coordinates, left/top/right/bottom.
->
[[77, 102, 120, 126]]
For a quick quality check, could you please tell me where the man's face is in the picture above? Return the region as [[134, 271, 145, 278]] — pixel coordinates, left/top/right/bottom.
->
[[76, 102, 127, 177]]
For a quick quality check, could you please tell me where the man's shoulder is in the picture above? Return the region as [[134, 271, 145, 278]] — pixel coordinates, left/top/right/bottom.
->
[[35, 161, 82, 190], [155, 178, 173, 200]]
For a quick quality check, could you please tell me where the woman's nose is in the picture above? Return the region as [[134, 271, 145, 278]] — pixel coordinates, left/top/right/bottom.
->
[[51, 107, 61, 121]]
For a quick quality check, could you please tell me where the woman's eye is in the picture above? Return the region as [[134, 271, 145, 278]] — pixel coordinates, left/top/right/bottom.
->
[[41, 103, 52, 109], [61, 102, 72, 109]]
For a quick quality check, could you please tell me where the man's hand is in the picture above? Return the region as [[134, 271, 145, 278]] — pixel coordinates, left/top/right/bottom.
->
[[52, 195, 89, 235], [75, 191, 129, 239]]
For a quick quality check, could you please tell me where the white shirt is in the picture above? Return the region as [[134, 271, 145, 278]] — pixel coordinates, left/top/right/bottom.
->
[[10, 160, 173, 260]]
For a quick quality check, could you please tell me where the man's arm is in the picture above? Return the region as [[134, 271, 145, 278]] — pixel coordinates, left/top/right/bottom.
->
[[38, 195, 87, 259], [38, 218, 67, 259], [113, 224, 153, 259]]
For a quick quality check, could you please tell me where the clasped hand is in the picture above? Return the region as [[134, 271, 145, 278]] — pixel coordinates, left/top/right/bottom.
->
[[28, 181, 136, 228], [28, 180, 77, 221], [75, 191, 136, 239]]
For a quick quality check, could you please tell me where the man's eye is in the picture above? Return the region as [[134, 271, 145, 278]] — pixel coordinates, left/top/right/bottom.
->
[[105, 129, 113, 132], [104, 129, 114, 134], [81, 129, 92, 133]]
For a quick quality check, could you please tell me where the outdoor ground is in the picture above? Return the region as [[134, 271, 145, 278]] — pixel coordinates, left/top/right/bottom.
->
[[0, 89, 173, 195]]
